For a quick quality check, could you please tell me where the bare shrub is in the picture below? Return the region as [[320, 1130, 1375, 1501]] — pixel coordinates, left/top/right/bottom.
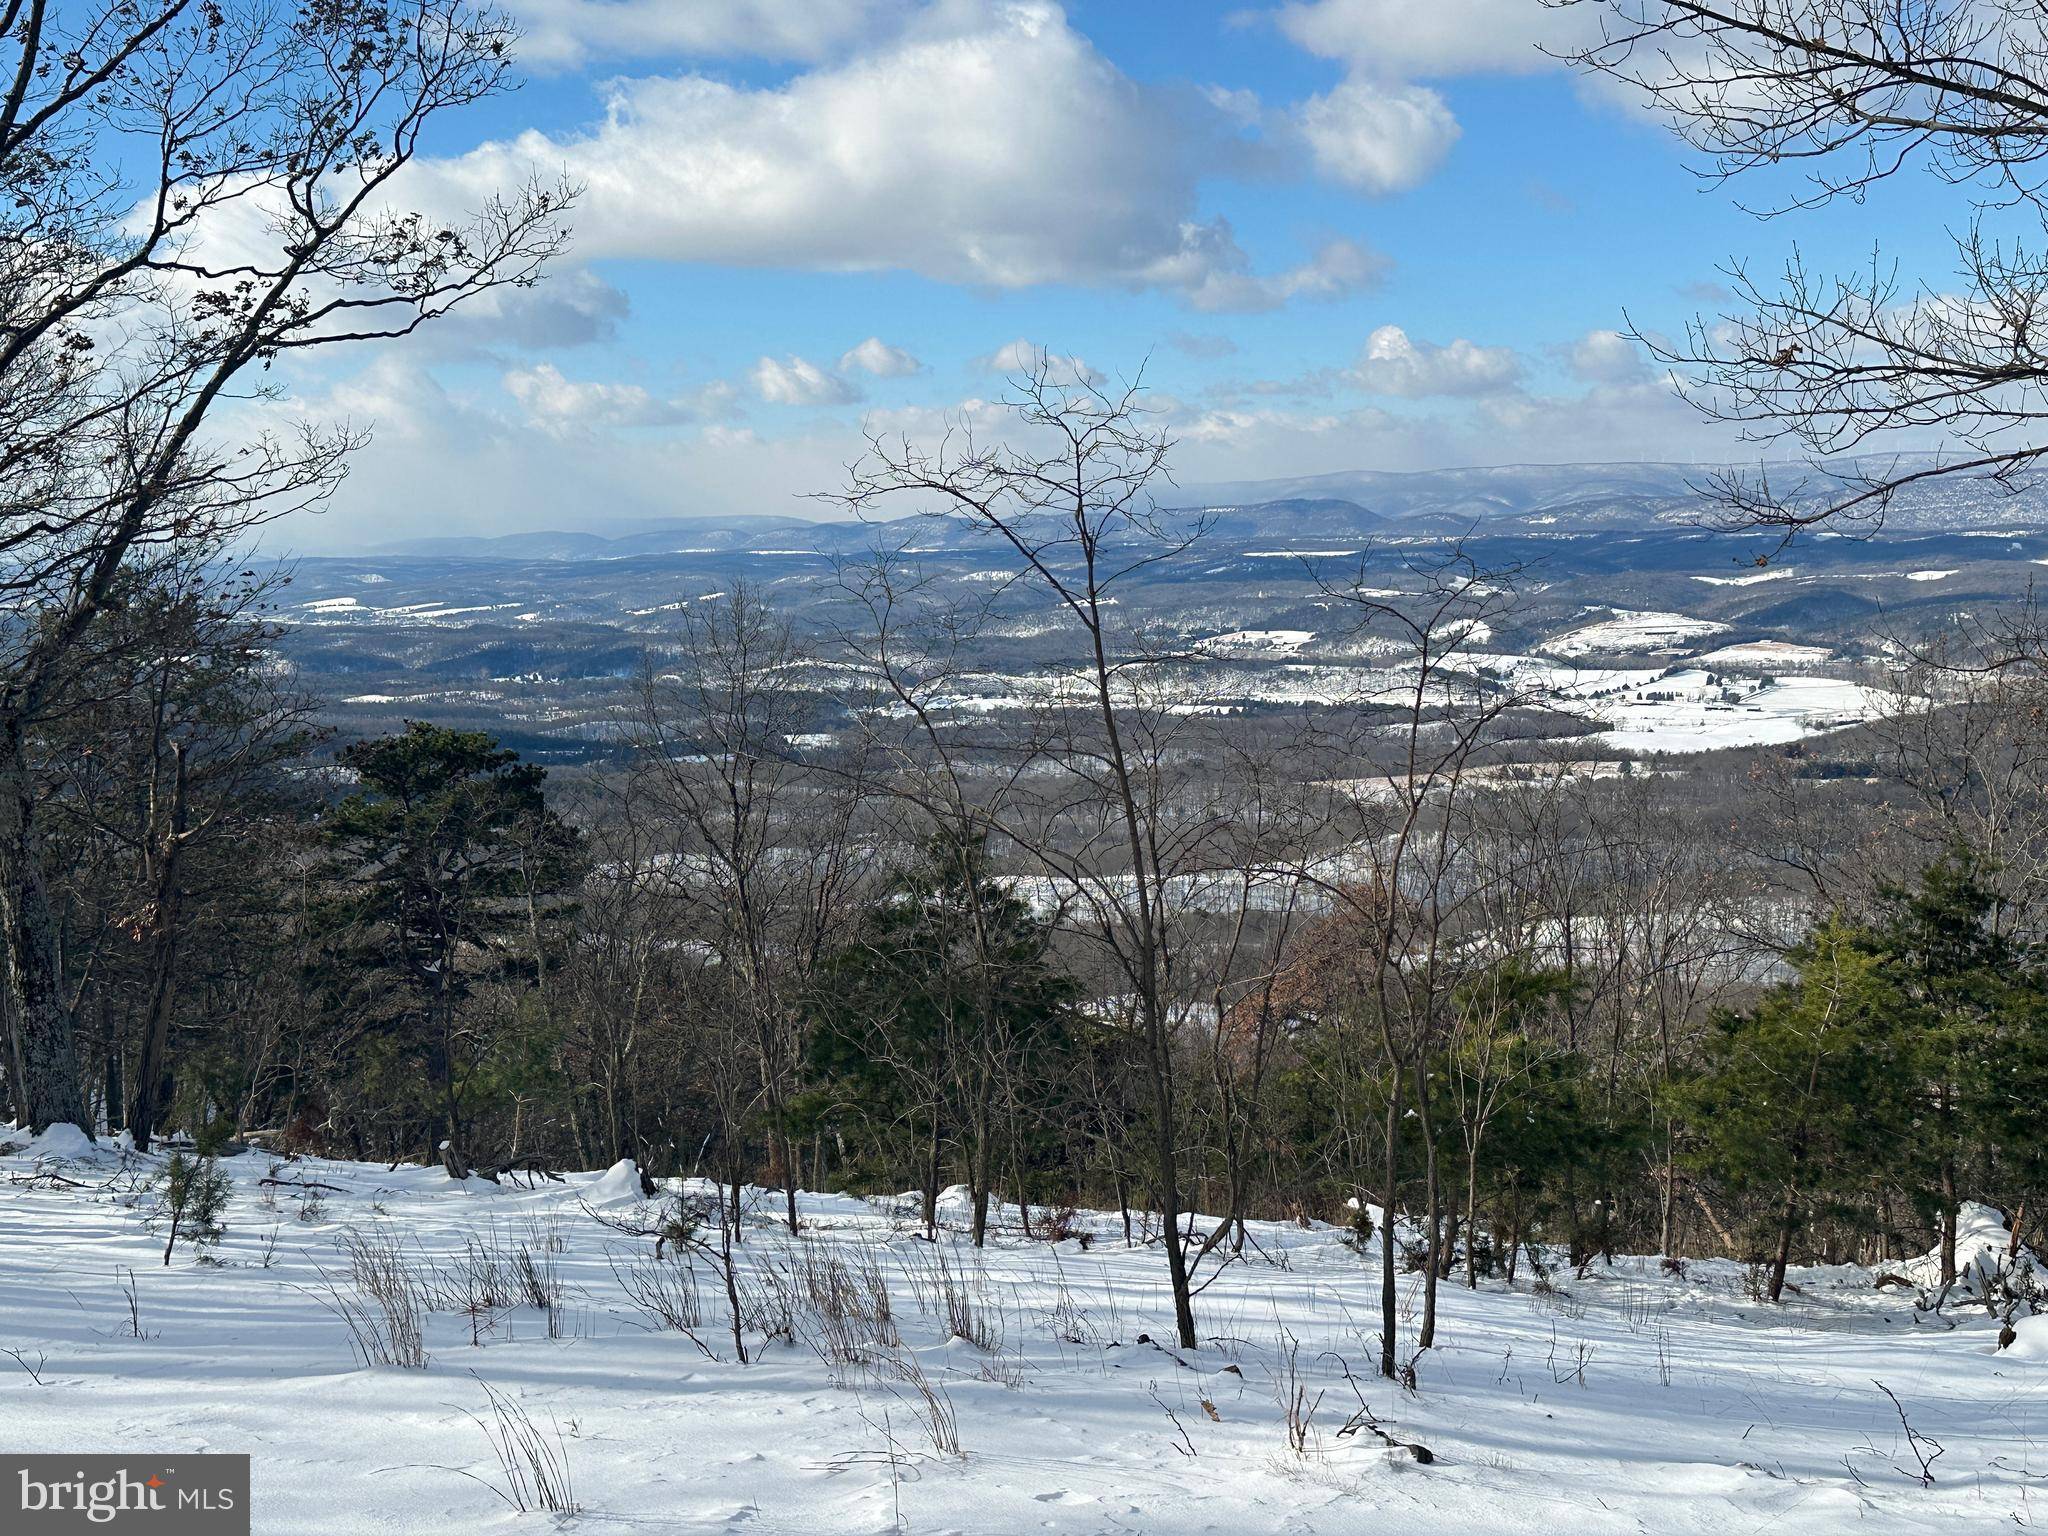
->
[[318, 1227, 428, 1369], [606, 1245, 714, 1357], [740, 1260, 800, 1347], [884, 1348, 961, 1458], [510, 1237, 563, 1317], [118, 1268, 148, 1340], [975, 1352, 1029, 1389], [903, 1241, 1002, 1350], [1041, 1205, 1092, 1248], [1271, 1330, 1323, 1456], [459, 1375, 578, 1516], [423, 1234, 515, 1346], [789, 1239, 899, 1364]]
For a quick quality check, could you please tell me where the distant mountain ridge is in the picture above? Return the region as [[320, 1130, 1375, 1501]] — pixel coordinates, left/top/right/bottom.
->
[[368, 456, 2048, 561]]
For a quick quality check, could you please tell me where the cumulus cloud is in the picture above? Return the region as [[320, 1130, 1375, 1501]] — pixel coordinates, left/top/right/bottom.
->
[[1268, 0, 1612, 201], [751, 354, 862, 406], [975, 339, 1101, 384], [1296, 78, 1460, 194], [417, 2, 1413, 308], [424, 268, 633, 356], [1155, 227, 1389, 313], [838, 336, 923, 377], [1568, 328, 1651, 384], [1349, 325, 1522, 397], [503, 363, 731, 433]]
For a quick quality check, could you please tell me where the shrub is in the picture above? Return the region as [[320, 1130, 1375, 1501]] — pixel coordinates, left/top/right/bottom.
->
[[151, 1152, 229, 1266]]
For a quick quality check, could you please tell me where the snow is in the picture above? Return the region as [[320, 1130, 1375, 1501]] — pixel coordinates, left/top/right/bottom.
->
[[1584, 672, 1889, 754], [1692, 568, 1795, 586], [1540, 610, 1731, 657], [1905, 569, 1957, 582], [21, 1122, 93, 1159], [1477, 659, 1891, 753], [0, 1136, 2042, 1533], [1696, 640, 1835, 669], [1200, 629, 1316, 654], [2008, 1313, 2048, 1361], [586, 1158, 646, 1208], [1241, 549, 1360, 558], [1884, 1202, 2042, 1300]]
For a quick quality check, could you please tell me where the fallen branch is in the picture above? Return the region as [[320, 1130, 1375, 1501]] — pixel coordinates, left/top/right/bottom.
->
[[1874, 1380, 1943, 1488]]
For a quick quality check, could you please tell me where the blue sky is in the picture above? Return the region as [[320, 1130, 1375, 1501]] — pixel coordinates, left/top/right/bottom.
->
[[279, 0, 1968, 547]]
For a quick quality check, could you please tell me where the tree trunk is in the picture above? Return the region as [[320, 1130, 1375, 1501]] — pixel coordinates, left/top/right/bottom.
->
[[128, 745, 189, 1153], [432, 992, 466, 1179], [1143, 1001, 1198, 1350], [1768, 1195, 1797, 1304], [923, 1114, 941, 1241], [1378, 1070, 1403, 1379], [1939, 1155, 1959, 1289], [0, 724, 89, 1134], [1464, 1142, 1482, 1288], [971, 1133, 992, 1248], [1413, 1057, 1440, 1350]]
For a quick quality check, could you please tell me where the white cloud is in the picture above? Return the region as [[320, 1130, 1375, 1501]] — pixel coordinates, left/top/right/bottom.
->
[[419, 2, 1415, 306], [1568, 328, 1651, 384], [1274, 0, 1591, 78], [1296, 77, 1459, 194], [510, 0, 894, 71], [1269, 0, 1614, 202], [261, 352, 1765, 551], [1349, 325, 1522, 397], [1155, 228, 1389, 313], [503, 362, 730, 433], [838, 336, 923, 377], [423, 268, 633, 355], [976, 339, 1101, 384], [751, 354, 862, 406]]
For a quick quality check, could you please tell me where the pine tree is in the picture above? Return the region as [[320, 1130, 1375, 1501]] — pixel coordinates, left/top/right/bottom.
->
[[151, 1150, 229, 1265], [316, 724, 585, 1177], [1674, 918, 1914, 1301], [1874, 851, 2048, 1286], [800, 834, 1078, 1242]]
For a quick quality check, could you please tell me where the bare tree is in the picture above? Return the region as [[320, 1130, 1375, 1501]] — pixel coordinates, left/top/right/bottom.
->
[[631, 587, 870, 1231], [1558, 1, 2048, 537], [0, 0, 571, 1129], [1296, 544, 1536, 1377], [832, 357, 1212, 1349]]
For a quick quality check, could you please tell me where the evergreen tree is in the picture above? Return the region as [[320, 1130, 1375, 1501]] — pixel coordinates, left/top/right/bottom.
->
[[1673, 918, 1914, 1301], [799, 834, 1079, 1242], [316, 724, 585, 1177], [1874, 851, 2048, 1286]]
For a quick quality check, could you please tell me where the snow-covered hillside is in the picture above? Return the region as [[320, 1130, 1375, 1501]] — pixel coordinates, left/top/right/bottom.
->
[[0, 1129, 2038, 1534]]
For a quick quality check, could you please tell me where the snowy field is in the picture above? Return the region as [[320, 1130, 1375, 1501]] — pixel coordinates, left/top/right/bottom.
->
[[2, 1128, 2042, 1534], [1538, 610, 1731, 657]]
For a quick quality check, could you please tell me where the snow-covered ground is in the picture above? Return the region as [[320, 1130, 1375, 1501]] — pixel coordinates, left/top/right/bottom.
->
[[1198, 629, 1318, 655], [1540, 610, 1731, 657], [2, 1129, 2039, 1534], [1696, 639, 1836, 670], [1578, 671, 1892, 754]]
